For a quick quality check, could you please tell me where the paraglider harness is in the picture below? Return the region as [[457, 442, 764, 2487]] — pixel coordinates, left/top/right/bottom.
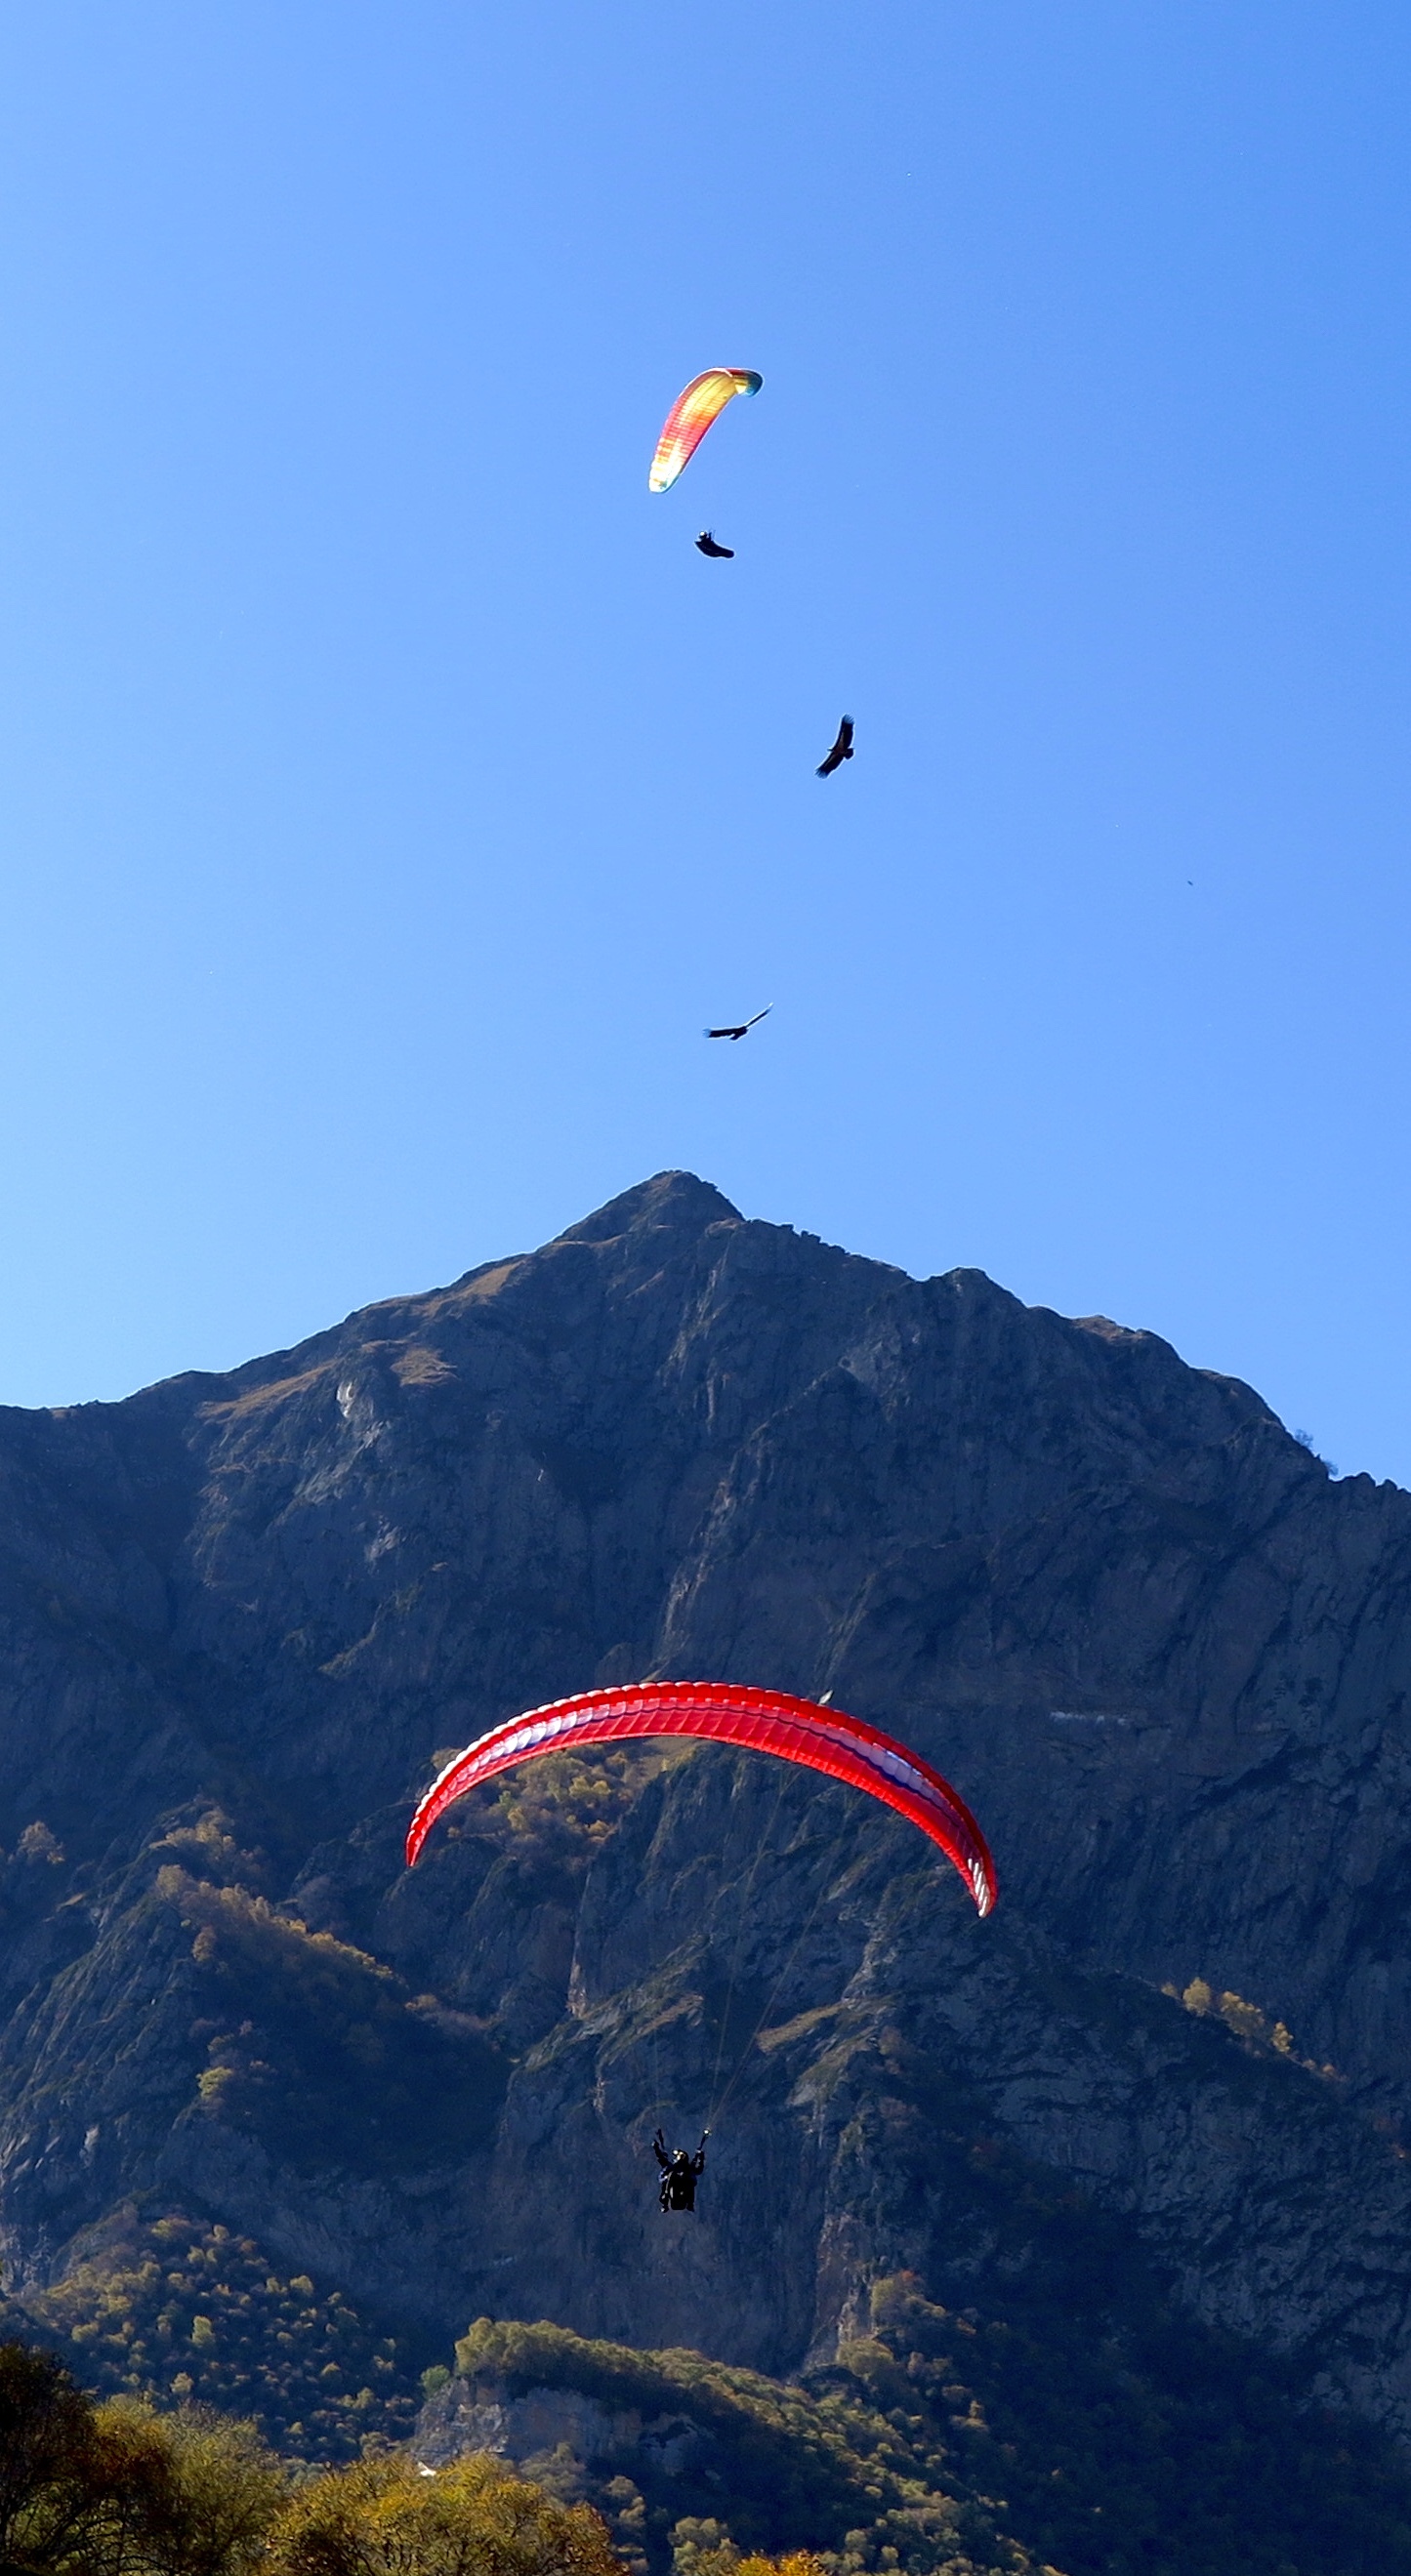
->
[[654, 2128, 708, 2213]]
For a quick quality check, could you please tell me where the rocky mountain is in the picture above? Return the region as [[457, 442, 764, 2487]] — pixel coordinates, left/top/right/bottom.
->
[[2, 1169, 1411, 2516]]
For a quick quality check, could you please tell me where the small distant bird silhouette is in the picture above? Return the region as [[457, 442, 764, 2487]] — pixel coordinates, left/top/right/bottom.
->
[[695, 530, 734, 558], [816, 715, 854, 777], [705, 1005, 771, 1042]]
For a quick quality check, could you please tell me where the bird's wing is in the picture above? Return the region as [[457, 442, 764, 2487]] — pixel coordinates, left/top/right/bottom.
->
[[706, 1025, 744, 1040], [742, 1005, 772, 1029], [816, 746, 841, 776], [838, 715, 854, 750]]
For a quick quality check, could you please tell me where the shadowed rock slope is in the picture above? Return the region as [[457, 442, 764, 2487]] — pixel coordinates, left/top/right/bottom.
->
[[1, 1170, 1411, 2478], [411, 2302, 1411, 2576]]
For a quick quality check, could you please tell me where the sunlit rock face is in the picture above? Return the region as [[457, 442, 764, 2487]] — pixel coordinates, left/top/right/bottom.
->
[[1, 1170, 1411, 2429]]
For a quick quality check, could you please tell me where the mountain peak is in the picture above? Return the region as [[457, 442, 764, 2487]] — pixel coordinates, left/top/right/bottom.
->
[[551, 1170, 742, 1248], [2, 1168, 1411, 2500]]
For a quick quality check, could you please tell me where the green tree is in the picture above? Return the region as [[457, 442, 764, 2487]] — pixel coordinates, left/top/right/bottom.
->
[[89, 2400, 285, 2576], [266, 2451, 626, 2576], [0, 2341, 100, 2572], [0, 2340, 287, 2576]]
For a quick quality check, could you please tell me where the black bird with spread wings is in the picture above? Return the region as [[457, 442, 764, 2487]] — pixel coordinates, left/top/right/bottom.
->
[[695, 530, 734, 558], [816, 716, 854, 777], [705, 1005, 771, 1042]]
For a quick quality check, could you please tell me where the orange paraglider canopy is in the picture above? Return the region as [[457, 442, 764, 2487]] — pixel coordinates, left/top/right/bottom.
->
[[648, 370, 763, 493], [406, 1679, 996, 1916]]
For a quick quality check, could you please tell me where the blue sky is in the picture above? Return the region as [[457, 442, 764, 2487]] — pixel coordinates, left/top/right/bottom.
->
[[1, 5, 1409, 1482]]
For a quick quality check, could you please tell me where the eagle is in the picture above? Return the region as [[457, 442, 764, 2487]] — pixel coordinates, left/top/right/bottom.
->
[[816, 716, 854, 777], [705, 1005, 771, 1042], [695, 530, 734, 558]]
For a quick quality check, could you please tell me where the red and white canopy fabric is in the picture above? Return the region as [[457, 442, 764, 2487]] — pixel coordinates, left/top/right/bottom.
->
[[406, 1679, 996, 1917]]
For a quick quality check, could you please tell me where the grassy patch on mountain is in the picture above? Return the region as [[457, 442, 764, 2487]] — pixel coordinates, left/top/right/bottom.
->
[[158, 1865, 507, 2173], [430, 1746, 687, 1879]]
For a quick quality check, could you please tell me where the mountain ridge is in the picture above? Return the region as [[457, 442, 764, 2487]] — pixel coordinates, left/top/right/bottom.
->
[[0, 1168, 1410, 2496]]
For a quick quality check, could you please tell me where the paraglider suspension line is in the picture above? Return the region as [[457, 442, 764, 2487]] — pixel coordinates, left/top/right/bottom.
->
[[706, 1764, 792, 2122], [707, 1834, 835, 2132]]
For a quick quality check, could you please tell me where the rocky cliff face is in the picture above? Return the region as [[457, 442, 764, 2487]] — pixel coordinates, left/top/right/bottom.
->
[[1, 1172, 1410, 2442]]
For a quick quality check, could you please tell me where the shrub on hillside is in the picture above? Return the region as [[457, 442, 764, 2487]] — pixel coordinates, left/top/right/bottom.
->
[[152, 1866, 506, 2173], [266, 2450, 626, 2576], [32, 2214, 419, 2465]]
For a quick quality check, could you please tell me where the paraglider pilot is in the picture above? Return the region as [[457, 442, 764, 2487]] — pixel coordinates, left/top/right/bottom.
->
[[654, 2128, 708, 2213]]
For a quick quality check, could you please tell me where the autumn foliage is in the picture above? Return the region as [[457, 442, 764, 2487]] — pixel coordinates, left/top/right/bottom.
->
[[0, 2339, 628, 2576]]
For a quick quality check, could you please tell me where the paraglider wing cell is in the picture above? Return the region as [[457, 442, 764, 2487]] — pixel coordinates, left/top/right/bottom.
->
[[406, 1680, 996, 1916], [649, 371, 763, 493]]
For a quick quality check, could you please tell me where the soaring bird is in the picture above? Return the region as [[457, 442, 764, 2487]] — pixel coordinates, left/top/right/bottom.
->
[[816, 716, 854, 777], [695, 530, 734, 558], [705, 1005, 771, 1042]]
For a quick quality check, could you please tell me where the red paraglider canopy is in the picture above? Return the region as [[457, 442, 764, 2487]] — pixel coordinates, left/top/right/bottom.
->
[[406, 1680, 996, 1916]]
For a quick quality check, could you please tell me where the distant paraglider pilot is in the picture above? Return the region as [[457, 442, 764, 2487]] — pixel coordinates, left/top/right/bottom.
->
[[654, 2128, 708, 2212]]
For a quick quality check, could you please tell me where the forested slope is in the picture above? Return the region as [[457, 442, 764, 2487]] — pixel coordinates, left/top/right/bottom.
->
[[0, 1171, 1408, 2563]]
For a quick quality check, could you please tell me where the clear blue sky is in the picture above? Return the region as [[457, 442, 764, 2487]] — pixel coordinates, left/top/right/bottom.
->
[[1, 5, 1409, 1482]]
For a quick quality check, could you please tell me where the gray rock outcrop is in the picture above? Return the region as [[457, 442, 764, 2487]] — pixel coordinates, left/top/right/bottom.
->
[[0, 1171, 1409, 2432]]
